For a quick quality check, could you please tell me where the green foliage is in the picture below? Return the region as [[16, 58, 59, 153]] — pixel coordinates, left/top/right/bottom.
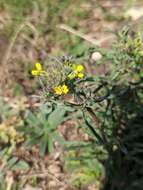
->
[[4, 0, 143, 189], [1, 0, 143, 186], [23, 103, 70, 154], [0, 0, 90, 54], [0, 97, 29, 190], [13, 83, 24, 96], [90, 29, 143, 190], [71, 166, 101, 188], [65, 145, 106, 188], [32, 28, 143, 189], [0, 97, 13, 119], [0, 0, 36, 21]]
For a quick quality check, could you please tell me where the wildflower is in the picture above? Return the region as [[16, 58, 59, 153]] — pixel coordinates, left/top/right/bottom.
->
[[68, 64, 85, 79], [54, 86, 63, 95], [74, 64, 84, 72], [62, 84, 69, 94], [77, 73, 84, 78], [54, 84, 69, 95], [31, 63, 48, 76]]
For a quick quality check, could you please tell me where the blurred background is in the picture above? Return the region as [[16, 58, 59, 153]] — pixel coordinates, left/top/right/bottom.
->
[[0, 0, 143, 190], [0, 0, 143, 96]]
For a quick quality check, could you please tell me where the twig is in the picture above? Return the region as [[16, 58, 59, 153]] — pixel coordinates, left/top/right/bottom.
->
[[58, 24, 101, 46], [20, 171, 67, 186], [58, 24, 115, 46], [82, 110, 103, 144], [2, 21, 38, 66], [6, 172, 14, 190]]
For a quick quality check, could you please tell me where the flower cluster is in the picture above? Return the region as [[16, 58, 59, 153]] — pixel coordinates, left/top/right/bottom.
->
[[68, 64, 84, 79], [54, 84, 69, 95], [31, 61, 85, 96], [31, 63, 48, 77]]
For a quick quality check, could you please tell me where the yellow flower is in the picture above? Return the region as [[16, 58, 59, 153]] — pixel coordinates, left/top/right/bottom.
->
[[31, 63, 42, 75], [54, 86, 63, 95], [73, 64, 84, 72], [62, 84, 69, 94], [76, 65, 84, 72], [68, 64, 85, 80], [31, 63, 48, 76], [54, 84, 69, 95], [77, 73, 84, 78]]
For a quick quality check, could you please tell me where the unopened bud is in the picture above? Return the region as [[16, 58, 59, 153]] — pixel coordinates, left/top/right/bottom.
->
[[91, 52, 102, 61]]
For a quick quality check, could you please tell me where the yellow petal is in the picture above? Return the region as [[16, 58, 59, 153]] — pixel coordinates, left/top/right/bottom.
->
[[62, 85, 69, 94], [77, 73, 84, 78], [54, 86, 62, 95], [76, 65, 84, 72], [35, 63, 42, 71], [31, 70, 39, 75], [74, 72, 78, 78]]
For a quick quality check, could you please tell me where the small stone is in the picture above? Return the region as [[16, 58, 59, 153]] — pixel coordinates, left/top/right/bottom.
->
[[91, 52, 102, 61]]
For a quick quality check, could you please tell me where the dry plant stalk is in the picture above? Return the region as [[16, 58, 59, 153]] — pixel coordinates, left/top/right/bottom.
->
[[58, 24, 115, 46], [0, 21, 38, 89]]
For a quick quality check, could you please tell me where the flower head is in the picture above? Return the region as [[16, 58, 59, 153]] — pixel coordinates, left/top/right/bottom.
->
[[77, 73, 84, 78], [54, 86, 63, 95], [31, 63, 48, 76], [75, 65, 84, 72], [68, 64, 85, 79], [62, 84, 69, 94], [54, 84, 69, 95]]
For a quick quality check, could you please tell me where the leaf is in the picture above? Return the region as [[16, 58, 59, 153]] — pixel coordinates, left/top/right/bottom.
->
[[47, 137, 54, 153], [39, 134, 49, 155], [48, 105, 66, 129], [52, 131, 66, 145], [13, 83, 24, 96], [40, 102, 53, 115], [26, 111, 41, 126], [7, 157, 19, 168], [12, 160, 29, 170], [26, 136, 40, 147]]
